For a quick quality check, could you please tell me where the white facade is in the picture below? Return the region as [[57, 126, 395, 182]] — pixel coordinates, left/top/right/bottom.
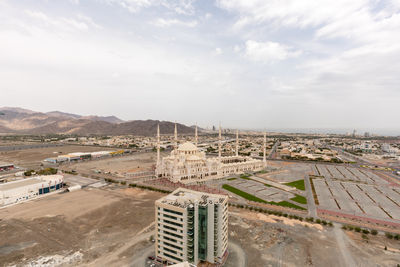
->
[[382, 143, 398, 154], [156, 124, 266, 184], [0, 175, 64, 206], [155, 188, 228, 265]]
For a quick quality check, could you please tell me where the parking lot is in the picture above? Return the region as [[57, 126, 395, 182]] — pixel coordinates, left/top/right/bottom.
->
[[314, 164, 388, 185], [312, 164, 400, 221], [63, 174, 99, 186]]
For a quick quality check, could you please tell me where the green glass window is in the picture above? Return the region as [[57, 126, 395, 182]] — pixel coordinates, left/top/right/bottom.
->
[[198, 206, 208, 260]]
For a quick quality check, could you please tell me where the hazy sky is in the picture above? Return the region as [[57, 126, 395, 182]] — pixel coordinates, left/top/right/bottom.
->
[[1, 0, 399, 130]]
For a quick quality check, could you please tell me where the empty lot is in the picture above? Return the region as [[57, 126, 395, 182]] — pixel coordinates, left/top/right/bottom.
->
[[0, 186, 164, 266], [0, 145, 115, 170]]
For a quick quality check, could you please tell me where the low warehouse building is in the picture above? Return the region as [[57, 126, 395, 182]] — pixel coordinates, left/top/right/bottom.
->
[[0, 175, 64, 206], [67, 184, 81, 192], [0, 162, 15, 172]]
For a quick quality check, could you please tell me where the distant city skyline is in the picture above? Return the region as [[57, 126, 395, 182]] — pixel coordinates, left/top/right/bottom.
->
[[1, 0, 399, 131]]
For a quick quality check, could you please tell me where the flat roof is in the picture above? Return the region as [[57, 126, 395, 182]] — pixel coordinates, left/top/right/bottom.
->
[[158, 188, 227, 208], [0, 178, 43, 191], [0, 162, 14, 167], [0, 175, 63, 191]]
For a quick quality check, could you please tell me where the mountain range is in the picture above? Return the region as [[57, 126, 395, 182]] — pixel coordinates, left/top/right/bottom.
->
[[0, 107, 194, 136]]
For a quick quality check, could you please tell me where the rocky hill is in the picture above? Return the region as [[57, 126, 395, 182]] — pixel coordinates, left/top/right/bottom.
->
[[0, 107, 194, 136]]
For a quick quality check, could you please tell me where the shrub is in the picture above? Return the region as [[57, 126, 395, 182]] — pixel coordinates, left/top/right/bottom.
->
[[354, 227, 361, 233], [37, 167, 58, 175], [371, 229, 378, 235], [342, 225, 347, 230], [394, 234, 400, 240], [362, 229, 370, 234], [316, 219, 321, 224], [385, 232, 393, 239], [24, 170, 34, 176], [361, 234, 369, 240]]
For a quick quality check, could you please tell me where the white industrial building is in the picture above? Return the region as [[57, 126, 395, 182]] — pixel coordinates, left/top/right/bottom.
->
[[155, 188, 228, 266], [0, 175, 64, 206]]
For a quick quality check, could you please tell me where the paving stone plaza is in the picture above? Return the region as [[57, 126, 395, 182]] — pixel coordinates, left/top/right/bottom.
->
[[227, 178, 295, 202]]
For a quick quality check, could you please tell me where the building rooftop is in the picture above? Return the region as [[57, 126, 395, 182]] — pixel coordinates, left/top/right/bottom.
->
[[177, 142, 198, 152], [158, 188, 227, 208], [0, 175, 63, 191], [0, 162, 14, 167]]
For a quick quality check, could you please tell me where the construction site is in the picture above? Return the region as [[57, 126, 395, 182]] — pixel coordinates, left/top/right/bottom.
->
[[1, 183, 399, 267]]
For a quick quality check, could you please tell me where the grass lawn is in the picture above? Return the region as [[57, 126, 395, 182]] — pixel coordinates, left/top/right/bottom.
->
[[290, 194, 307, 204], [240, 174, 251, 180], [227, 178, 237, 181], [222, 184, 306, 210], [222, 184, 266, 203], [284, 179, 305, 190]]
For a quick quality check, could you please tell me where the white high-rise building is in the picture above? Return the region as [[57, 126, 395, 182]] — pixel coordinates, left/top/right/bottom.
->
[[155, 188, 229, 265]]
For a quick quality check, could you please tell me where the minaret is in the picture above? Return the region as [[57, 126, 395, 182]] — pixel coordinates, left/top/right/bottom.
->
[[174, 122, 178, 150], [236, 129, 239, 157], [157, 124, 160, 166], [195, 124, 198, 147], [263, 132, 267, 167], [173, 122, 178, 179], [218, 124, 222, 161]]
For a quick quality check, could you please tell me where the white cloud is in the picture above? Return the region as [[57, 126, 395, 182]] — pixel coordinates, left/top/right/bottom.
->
[[244, 40, 301, 63], [152, 18, 197, 27], [1, 0, 399, 130], [108, 0, 195, 15], [217, 0, 400, 46], [24, 10, 100, 32], [107, 0, 153, 13], [217, 0, 372, 29]]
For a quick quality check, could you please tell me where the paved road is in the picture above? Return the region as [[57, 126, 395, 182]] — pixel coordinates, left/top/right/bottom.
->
[[224, 241, 247, 267], [268, 141, 279, 159], [63, 174, 99, 186], [0, 143, 63, 152], [131, 244, 154, 267], [304, 174, 317, 218]]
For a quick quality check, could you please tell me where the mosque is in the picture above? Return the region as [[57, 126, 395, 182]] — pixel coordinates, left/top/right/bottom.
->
[[155, 124, 266, 184]]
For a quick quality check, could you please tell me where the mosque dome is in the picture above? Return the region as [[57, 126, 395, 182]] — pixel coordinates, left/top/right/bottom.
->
[[177, 142, 198, 152]]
